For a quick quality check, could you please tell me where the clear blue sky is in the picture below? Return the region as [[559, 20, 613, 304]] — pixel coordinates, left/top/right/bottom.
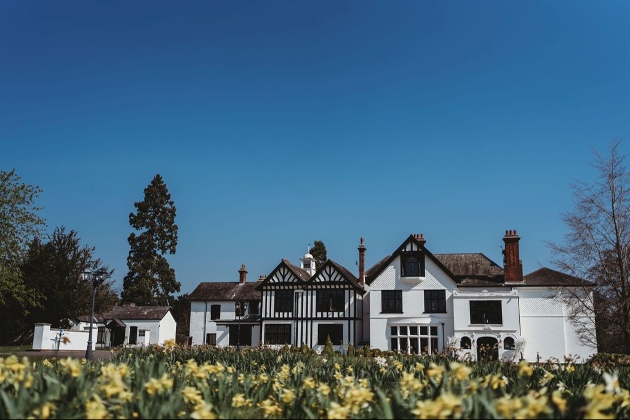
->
[[3, 1, 630, 296]]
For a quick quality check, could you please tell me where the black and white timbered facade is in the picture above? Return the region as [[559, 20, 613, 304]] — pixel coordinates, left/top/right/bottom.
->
[[256, 252, 366, 350]]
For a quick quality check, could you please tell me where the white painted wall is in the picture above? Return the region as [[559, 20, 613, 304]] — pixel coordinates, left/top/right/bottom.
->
[[32, 323, 95, 351], [452, 288, 520, 333], [190, 300, 237, 345], [519, 288, 597, 362], [368, 256, 457, 352], [190, 300, 260, 346]]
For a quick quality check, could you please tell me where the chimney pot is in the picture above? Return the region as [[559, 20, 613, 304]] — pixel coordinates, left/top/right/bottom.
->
[[238, 264, 248, 284], [358, 237, 367, 285]]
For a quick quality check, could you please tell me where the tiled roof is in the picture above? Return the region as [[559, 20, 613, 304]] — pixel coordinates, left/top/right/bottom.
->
[[77, 305, 171, 322], [365, 255, 391, 283], [282, 259, 311, 282], [434, 253, 504, 277], [522, 267, 595, 287], [188, 281, 262, 301]]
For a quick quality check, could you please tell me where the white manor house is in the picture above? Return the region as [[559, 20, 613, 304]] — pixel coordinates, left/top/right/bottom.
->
[[188, 230, 597, 363]]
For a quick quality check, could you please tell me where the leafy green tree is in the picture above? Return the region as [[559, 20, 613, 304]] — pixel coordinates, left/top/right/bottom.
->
[[170, 293, 190, 337], [0, 169, 46, 313], [122, 174, 180, 306], [547, 139, 630, 354], [309, 240, 328, 269], [21, 226, 119, 327]]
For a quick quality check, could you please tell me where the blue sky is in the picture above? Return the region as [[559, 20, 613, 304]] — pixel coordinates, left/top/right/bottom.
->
[[3, 1, 630, 295]]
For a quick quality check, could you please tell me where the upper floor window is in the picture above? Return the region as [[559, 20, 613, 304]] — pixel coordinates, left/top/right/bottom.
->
[[401, 251, 424, 277], [274, 290, 294, 312], [248, 301, 260, 315], [235, 301, 248, 317], [424, 290, 446, 313], [382, 290, 403, 313], [316, 289, 345, 312], [470, 300, 502, 324], [210, 304, 221, 320]]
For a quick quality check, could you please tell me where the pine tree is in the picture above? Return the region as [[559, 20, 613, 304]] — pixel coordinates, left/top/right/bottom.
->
[[122, 174, 180, 306], [309, 240, 328, 269]]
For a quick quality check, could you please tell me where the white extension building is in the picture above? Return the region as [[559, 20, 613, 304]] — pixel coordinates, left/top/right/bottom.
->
[[70, 304, 177, 348], [188, 265, 262, 347]]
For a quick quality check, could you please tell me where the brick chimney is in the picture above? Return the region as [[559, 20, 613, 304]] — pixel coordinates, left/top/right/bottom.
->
[[413, 233, 426, 246], [358, 237, 366, 285], [503, 230, 523, 283], [238, 264, 248, 284]]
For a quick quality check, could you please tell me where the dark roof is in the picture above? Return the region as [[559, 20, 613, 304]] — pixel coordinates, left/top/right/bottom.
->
[[216, 314, 262, 324], [188, 281, 262, 301], [282, 259, 312, 282], [434, 253, 504, 277], [365, 255, 391, 282], [434, 253, 505, 286], [107, 319, 126, 328], [522, 267, 595, 287], [77, 305, 171, 322]]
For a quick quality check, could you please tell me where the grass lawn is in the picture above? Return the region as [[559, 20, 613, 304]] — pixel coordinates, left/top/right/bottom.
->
[[0, 345, 31, 355]]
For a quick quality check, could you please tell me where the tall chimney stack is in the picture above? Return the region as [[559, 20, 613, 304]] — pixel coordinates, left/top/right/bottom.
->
[[503, 230, 523, 283], [358, 237, 366, 285], [415, 233, 426, 246], [238, 264, 248, 284]]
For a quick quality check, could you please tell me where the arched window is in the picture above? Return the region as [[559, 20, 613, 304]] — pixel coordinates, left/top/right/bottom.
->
[[401, 251, 425, 277], [460, 336, 471, 349], [504, 337, 515, 350]]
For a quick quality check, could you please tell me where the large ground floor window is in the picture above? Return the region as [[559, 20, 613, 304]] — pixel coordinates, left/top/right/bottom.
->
[[317, 324, 343, 345], [264, 324, 291, 345], [390, 325, 439, 354]]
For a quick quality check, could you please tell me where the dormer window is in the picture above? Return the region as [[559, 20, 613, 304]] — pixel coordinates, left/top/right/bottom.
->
[[401, 251, 424, 277]]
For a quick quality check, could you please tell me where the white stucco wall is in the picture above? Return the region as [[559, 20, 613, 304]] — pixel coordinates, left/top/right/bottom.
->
[[368, 256, 456, 352], [452, 288, 520, 332], [190, 300, 238, 345], [32, 324, 95, 351], [519, 288, 597, 362], [157, 311, 177, 344], [190, 300, 261, 346]]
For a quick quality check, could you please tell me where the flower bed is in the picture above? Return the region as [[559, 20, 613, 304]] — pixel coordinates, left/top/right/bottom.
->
[[1, 342, 629, 418]]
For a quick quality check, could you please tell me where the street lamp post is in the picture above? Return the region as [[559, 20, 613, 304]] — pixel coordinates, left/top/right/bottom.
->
[[82, 268, 107, 361], [236, 301, 248, 350]]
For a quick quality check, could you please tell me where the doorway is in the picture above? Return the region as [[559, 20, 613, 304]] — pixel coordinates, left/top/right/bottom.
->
[[476, 336, 499, 361]]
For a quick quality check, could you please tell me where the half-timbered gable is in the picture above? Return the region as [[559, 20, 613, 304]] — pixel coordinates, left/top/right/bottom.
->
[[256, 250, 367, 350], [303, 260, 366, 349], [257, 259, 310, 320]]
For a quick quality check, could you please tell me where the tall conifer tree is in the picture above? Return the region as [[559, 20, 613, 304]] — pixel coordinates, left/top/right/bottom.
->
[[122, 174, 180, 306], [309, 240, 328, 269]]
